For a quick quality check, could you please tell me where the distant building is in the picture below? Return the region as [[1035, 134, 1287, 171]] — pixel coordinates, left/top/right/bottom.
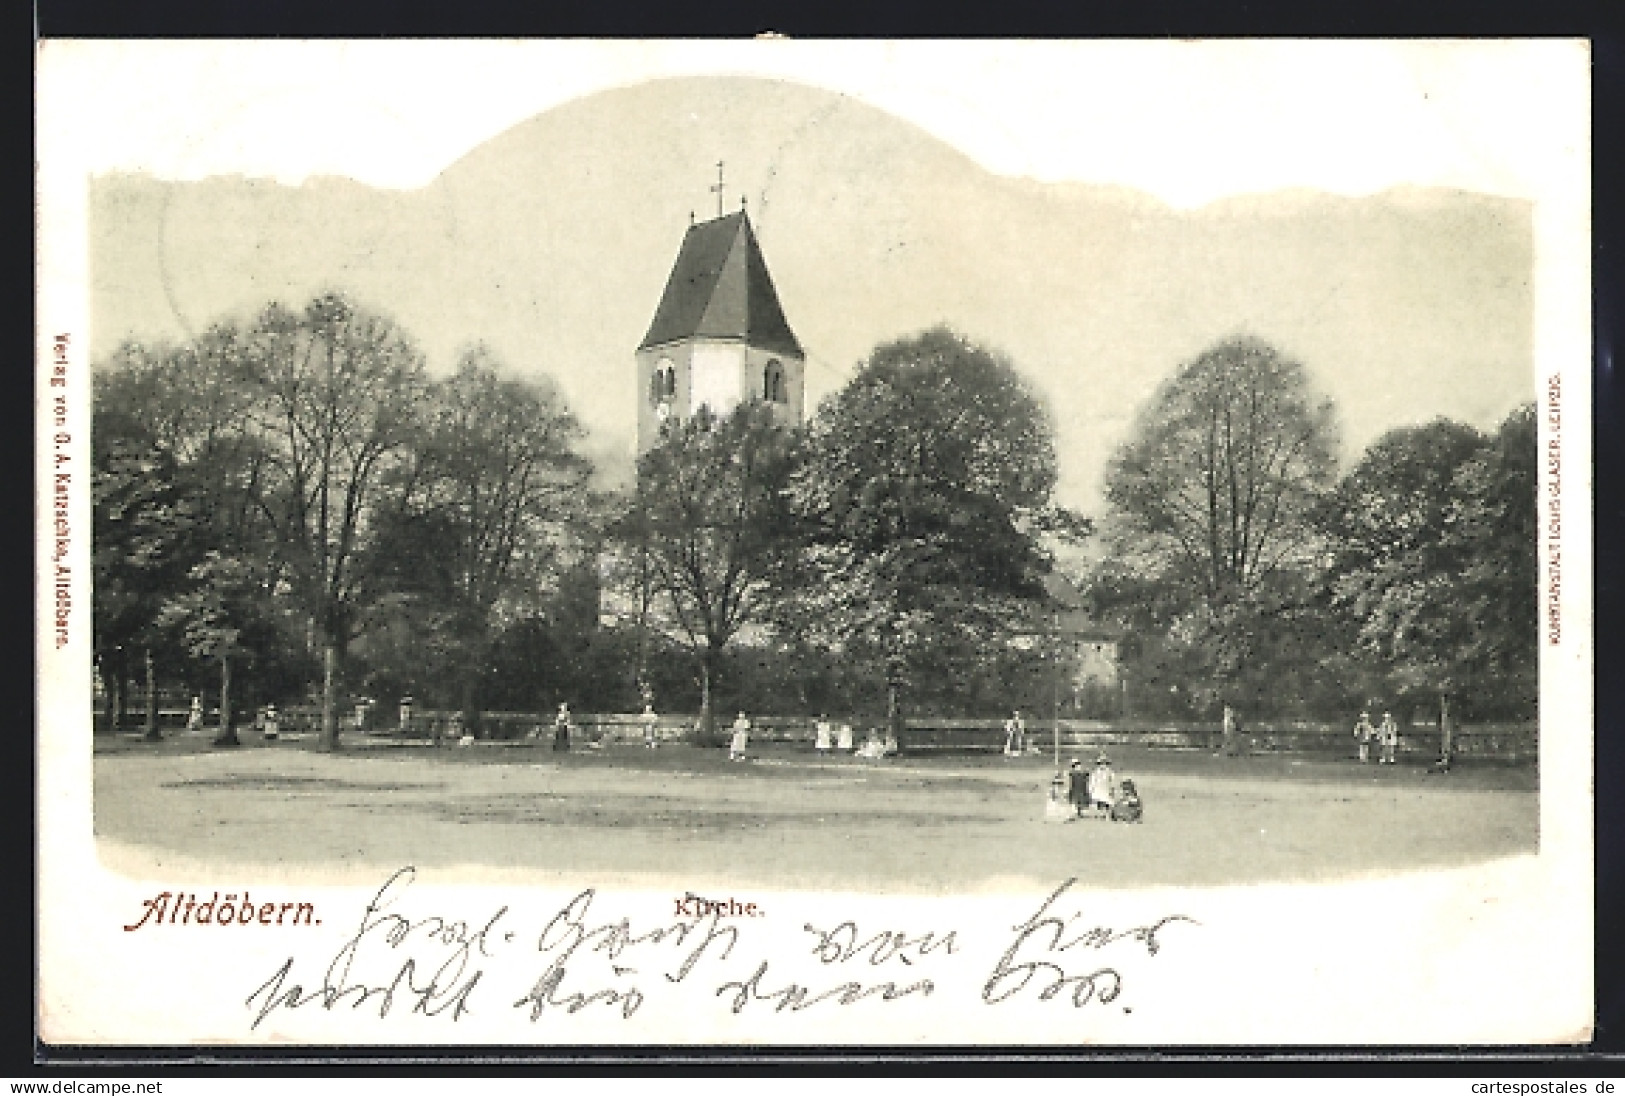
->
[[635, 209, 805, 454], [1021, 573, 1124, 714]]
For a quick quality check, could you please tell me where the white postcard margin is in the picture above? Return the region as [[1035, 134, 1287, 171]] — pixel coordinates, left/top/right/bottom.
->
[[34, 40, 1594, 1046]]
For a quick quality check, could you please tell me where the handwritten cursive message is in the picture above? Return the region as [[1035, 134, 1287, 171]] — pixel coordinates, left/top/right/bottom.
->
[[244, 868, 1199, 1032]]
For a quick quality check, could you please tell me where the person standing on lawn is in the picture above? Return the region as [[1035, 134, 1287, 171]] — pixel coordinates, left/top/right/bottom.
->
[[1354, 710, 1376, 764], [641, 703, 660, 749], [729, 711, 752, 761], [814, 715, 833, 755], [1004, 710, 1027, 756], [1379, 711, 1399, 765], [553, 702, 572, 752]]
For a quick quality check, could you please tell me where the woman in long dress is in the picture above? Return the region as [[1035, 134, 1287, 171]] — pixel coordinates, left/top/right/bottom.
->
[[729, 712, 751, 761], [1087, 755, 1118, 817]]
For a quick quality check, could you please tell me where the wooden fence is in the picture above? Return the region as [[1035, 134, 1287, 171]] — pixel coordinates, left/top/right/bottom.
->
[[260, 706, 1535, 762], [880, 718, 1537, 763]]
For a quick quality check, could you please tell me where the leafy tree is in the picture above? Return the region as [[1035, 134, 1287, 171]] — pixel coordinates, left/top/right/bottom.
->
[[624, 401, 801, 737], [362, 348, 594, 730], [1324, 418, 1486, 734], [157, 553, 281, 746], [792, 327, 1078, 733], [1326, 407, 1536, 753], [242, 293, 429, 750], [99, 326, 274, 559], [1096, 335, 1339, 717], [91, 405, 212, 738], [1447, 404, 1538, 718]]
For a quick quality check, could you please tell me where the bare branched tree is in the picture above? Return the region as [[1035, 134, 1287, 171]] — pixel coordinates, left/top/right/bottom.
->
[[244, 293, 429, 750]]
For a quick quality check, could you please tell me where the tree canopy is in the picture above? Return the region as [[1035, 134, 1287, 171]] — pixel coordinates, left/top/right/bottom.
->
[[1092, 334, 1536, 727], [92, 294, 1537, 739], [359, 346, 596, 724], [92, 293, 596, 745], [624, 401, 801, 734], [1324, 406, 1537, 724], [1095, 335, 1339, 713], [792, 326, 1078, 728], [1105, 335, 1339, 604]]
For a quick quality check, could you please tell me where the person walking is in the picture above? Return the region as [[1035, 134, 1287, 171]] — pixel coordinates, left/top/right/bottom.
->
[[729, 712, 752, 761], [553, 702, 572, 752], [641, 703, 659, 749], [1379, 711, 1399, 765], [1354, 710, 1375, 764], [185, 695, 204, 734]]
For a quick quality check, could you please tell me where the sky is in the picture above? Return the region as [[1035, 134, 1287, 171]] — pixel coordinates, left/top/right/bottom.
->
[[39, 40, 1585, 205], [38, 40, 1591, 511]]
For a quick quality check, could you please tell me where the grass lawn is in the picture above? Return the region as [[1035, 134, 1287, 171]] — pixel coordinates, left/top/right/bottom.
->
[[93, 731, 1538, 891]]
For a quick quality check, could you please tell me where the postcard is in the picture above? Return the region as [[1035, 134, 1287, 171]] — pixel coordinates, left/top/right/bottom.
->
[[36, 39, 1593, 1047]]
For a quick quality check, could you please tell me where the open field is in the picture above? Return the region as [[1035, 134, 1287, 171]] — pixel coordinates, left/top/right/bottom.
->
[[93, 732, 1538, 890]]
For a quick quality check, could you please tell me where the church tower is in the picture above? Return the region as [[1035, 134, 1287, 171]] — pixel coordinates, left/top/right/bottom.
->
[[636, 208, 805, 453]]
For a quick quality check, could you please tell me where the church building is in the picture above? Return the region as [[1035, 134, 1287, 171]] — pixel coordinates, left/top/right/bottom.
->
[[635, 207, 805, 453], [598, 202, 807, 638]]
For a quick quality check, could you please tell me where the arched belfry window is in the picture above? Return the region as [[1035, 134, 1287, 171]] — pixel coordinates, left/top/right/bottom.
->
[[764, 359, 786, 404], [651, 360, 677, 406]]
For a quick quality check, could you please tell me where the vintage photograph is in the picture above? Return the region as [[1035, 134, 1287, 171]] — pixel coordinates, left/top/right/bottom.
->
[[37, 40, 1592, 1046]]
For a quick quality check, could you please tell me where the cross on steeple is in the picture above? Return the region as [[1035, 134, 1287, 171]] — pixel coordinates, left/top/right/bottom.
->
[[710, 161, 726, 219]]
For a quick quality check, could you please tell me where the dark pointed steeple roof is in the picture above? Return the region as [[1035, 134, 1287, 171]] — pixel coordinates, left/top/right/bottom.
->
[[639, 211, 803, 358]]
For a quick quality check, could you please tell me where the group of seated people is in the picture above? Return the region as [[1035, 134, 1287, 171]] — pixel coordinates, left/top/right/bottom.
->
[[812, 718, 897, 759], [853, 728, 900, 759]]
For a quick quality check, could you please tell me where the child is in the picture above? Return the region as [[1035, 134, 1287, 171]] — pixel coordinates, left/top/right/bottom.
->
[[856, 728, 884, 760], [1065, 759, 1089, 819], [1111, 778, 1144, 823], [1087, 755, 1118, 818], [1045, 773, 1074, 822]]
